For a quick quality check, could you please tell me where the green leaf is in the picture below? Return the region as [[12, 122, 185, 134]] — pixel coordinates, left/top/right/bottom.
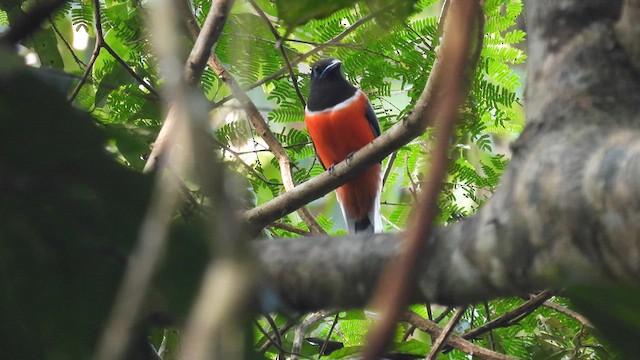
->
[[568, 285, 639, 358], [25, 27, 64, 68], [275, 0, 358, 28], [95, 63, 131, 105]]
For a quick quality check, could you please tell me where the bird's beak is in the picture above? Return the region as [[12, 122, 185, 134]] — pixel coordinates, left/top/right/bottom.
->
[[319, 59, 341, 78]]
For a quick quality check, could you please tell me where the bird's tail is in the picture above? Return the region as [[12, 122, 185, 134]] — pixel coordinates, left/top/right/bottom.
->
[[338, 184, 382, 234]]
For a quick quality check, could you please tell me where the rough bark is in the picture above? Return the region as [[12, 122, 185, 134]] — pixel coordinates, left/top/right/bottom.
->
[[252, 0, 640, 310]]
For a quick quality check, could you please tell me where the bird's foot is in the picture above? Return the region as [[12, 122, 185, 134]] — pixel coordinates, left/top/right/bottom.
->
[[345, 152, 355, 166], [327, 164, 337, 176]]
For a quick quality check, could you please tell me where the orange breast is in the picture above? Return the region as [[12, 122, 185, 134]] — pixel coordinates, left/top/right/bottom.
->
[[304, 92, 375, 168], [304, 92, 380, 220]]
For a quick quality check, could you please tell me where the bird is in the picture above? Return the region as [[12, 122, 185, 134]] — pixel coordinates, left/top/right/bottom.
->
[[305, 58, 382, 234]]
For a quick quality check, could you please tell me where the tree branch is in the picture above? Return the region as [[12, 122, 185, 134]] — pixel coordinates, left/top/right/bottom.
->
[[95, 1, 234, 359], [48, 16, 86, 68], [183, 0, 233, 84], [460, 291, 554, 342], [541, 299, 593, 329], [426, 306, 467, 359], [364, 1, 482, 356]]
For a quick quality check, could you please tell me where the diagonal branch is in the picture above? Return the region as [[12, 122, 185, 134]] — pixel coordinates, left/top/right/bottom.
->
[[426, 306, 467, 359], [48, 16, 86, 68], [207, 52, 326, 235], [541, 299, 593, 328], [460, 290, 554, 342], [363, 1, 483, 357]]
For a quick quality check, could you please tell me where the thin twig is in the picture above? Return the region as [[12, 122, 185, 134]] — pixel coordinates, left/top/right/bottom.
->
[[382, 151, 397, 188], [258, 315, 286, 359], [269, 222, 313, 236], [259, 317, 302, 353], [223, 32, 403, 65], [69, 0, 105, 103], [48, 16, 86, 68], [318, 314, 340, 358], [541, 299, 594, 328], [233, 141, 312, 155], [434, 307, 454, 323], [254, 320, 311, 359], [404, 23, 434, 52], [69, 38, 101, 101], [102, 42, 158, 96], [291, 311, 335, 360], [214, 138, 284, 186], [363, 2, 482, 358], [425, 306, 466, 359], [483, 301, 496, 351], [405, 154, 420, 202]]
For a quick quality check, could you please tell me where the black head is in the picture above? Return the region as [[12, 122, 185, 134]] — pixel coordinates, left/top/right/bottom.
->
[[310, 58, 344, 83], [307, 58, 357, 111]]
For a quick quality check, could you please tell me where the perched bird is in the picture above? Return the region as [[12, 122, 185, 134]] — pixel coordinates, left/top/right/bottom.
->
[[305, 58, 382, 233]]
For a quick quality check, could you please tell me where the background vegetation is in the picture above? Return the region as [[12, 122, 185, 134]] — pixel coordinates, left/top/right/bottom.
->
[[0, 0, 622, 358]]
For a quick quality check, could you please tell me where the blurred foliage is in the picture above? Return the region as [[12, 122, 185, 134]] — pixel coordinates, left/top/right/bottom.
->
[[0, 0, 633, 358]]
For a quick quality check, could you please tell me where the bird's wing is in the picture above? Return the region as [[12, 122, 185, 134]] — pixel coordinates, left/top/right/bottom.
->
[[365, 99, 381, 138]]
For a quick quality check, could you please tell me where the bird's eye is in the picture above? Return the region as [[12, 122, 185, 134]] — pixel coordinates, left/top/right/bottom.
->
[[312, 66, 318, 74]]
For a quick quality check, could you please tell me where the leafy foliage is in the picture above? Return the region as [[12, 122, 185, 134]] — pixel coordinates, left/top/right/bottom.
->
[[1, 0, 628, 359]]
